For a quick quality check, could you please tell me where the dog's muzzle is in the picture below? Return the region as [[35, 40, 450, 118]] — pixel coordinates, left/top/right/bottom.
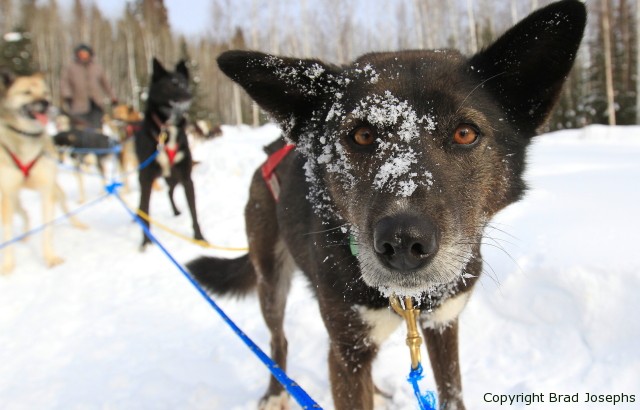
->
[[373, 213, 439, 272], [21, 99, 50, 116], [20, 99, 50, 128], [170, 100, 191, 116]]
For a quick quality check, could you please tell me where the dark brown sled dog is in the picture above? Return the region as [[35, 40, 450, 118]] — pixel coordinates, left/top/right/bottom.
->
[[188, 2, 586, 409]]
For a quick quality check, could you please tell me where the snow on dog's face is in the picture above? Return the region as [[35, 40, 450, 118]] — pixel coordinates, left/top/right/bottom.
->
[[291, 51, 521, 297], [217, 3, 585, 296]]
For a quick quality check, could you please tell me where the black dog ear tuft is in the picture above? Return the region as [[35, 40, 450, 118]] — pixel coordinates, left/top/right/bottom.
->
[[151, 58, 167, 83], [175, 60, 189, 81], [0, 67, 16, 89], [469, 0, 587, 133], [217, 50, 341, 136]]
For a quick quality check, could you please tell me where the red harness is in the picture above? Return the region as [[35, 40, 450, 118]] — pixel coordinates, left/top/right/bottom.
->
[[1, 143, 43, 178], [261, 144, 295, 201], [165, 146, 179, 166], [125, 122, 142, 140]]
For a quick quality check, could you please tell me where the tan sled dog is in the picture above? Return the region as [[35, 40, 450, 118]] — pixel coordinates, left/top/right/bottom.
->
[[1, 71, 85, 274]]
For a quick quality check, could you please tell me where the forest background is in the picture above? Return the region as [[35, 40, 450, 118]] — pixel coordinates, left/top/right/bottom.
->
[[0, 0, 635, 131]]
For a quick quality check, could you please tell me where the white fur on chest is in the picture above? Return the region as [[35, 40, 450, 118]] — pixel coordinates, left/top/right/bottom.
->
[[357, 291, 470, 347], [156, 126, 185, 177], [422, 291, 471, 330], [357, 305, 403, 346]]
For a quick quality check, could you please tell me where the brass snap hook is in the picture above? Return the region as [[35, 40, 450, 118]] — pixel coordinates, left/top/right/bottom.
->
[[390, 294, 422, 370]]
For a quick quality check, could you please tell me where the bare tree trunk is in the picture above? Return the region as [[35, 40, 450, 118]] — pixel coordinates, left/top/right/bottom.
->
[[466, 0, 477, 54], [301, 0, 311, 57], [602, 0, 616, 126], [620, 0, 631, 91], [124, 24, 140, 111], [412, 0, 425, 49], [448, 3, 460, 49], [423, 0, 435, 49], [269, 2, 280, 54], [0, 0, 15, 33], [637, 0, 640, 124], [232, 84, 243, 126]]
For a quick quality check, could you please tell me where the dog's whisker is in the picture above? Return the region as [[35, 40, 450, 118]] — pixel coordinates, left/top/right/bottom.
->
[[302, 223, 350, 236], [454, 71, 506, 116], [484, 222, 520, 242]]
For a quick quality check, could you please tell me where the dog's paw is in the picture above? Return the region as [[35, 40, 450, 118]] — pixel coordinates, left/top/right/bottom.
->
[[46, 255, 64, 268], [139, 239, 153, 253], [1, 263, 16, 275], [71, 218, 89, 230], [258, 391, 289, 410], [374, 387, 393, 410]]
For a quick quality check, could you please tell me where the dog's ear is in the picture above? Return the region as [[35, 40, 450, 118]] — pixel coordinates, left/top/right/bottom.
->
[[151, 58, 167, 83], [469, 0, 586, 133], [175, 60, 189, 81], [217, 50, 340, 136], [0, 67, 16, 90]]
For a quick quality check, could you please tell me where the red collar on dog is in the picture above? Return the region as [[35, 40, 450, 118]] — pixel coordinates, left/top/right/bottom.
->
[[1, 143, 43, 178], [261, 143, 295, 201]]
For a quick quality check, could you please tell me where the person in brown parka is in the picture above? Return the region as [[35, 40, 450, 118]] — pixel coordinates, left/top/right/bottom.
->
[[60, 44, 117, 130]]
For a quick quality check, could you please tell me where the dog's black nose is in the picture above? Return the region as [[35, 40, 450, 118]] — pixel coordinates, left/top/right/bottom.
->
[[373, 214, 439, 271]]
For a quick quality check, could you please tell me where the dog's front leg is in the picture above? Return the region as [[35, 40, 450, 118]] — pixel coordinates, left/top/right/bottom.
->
[[322, 305, 378, 410], [137, 170, 154, 249], [75, 159, 86, 204], [1, 194, 16, 274], [166, 177, 181, 216], [422, 319, 465, 410], [55, 184, 87, 230], [182, 176, 205, 241], [41, 187, 63, 268]]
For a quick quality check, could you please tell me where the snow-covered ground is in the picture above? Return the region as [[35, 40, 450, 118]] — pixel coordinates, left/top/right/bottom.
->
[[1, 124, 639, 409]]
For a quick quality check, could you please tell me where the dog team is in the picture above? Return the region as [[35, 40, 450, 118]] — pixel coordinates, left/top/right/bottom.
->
[[1, 47, 216, 273], [1, 2, 587, 409]]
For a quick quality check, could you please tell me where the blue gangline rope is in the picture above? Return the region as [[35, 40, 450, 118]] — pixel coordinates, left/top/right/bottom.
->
[[4, 172, 430, 409], [55, 147, 160, 187], [0, 193, 110, 251], [134, 149, 159, 173], [57, 145, 122, 155], [408, 363, 438, 410], [110, 189, 321, 409]]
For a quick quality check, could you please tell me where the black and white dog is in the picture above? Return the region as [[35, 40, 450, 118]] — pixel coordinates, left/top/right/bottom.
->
[[134, 58, 205, 249]]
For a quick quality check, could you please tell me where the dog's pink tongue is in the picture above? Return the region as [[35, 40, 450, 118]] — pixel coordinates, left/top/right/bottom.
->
[[34, 113, 48, 126]]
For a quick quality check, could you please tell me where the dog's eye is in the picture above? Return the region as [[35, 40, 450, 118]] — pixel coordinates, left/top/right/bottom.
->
[[452, 124, 479, 145], [351, 126, 376, 146]]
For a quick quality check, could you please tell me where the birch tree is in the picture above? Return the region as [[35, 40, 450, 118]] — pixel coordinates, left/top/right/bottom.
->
[[601, 0, 616, 125]]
